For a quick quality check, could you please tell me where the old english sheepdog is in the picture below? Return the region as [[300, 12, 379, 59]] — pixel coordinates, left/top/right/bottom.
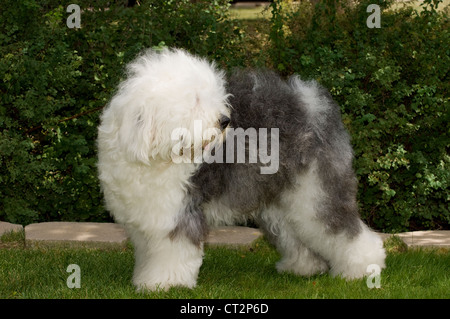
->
[[97, 48, 386, 291]]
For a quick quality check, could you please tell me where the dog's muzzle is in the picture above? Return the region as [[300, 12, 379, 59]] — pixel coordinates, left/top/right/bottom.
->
[[219, 115, 230, 131]]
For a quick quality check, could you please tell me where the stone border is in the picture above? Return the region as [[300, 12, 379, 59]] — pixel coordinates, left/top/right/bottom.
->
[[0, 221, 23, 236], [206, 226, 263, 247], [24, 222, 129, 249], [1, 221, 450, 249]]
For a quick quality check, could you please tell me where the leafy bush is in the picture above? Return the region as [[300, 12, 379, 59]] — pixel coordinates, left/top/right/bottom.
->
[[268, 0, 449, 232], [0, 0, 243, 225]]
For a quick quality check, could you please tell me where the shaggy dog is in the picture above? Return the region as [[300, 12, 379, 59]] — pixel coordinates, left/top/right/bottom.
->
[[97, 48, 386, 291]]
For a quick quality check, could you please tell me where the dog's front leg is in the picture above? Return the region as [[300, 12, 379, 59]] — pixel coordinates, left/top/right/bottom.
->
[[128, 227, 204, 292]]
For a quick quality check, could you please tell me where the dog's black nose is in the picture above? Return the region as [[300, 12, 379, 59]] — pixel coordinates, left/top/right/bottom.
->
[[219, 115, 230, 131]]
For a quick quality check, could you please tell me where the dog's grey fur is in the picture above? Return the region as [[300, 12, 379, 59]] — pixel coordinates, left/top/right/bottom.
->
[[174, 69, 362, 247]]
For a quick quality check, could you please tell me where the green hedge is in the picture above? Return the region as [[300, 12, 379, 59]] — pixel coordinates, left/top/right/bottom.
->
[[268, 0, 449, 231], [0, 0, 244, 225], [0, 0, 448, 232]]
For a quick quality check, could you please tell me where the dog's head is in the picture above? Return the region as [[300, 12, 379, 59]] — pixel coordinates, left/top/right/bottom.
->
[[100, 48, 230, 164]]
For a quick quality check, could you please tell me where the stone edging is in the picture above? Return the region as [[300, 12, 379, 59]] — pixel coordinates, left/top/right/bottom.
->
[[1, 221, 449, 249]]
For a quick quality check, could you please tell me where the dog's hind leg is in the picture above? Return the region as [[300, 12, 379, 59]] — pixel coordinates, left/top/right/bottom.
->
[[281, 160, 386, 279], [257, 205, 329, 277]]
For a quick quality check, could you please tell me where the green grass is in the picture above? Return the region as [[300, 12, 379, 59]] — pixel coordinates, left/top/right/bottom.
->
[[0, 233, 449, 299]]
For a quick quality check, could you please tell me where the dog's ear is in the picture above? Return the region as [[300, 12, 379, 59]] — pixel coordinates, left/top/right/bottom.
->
[[115, 102, 159, 164]]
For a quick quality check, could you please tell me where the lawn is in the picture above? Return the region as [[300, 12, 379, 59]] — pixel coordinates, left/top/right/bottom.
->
[[0, 232, 448, 299]]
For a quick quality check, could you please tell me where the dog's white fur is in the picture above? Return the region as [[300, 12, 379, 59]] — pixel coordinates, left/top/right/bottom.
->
[[98, 49, 230, 290], [260, 160, 385, 279], [98, 48, 385, 291]]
